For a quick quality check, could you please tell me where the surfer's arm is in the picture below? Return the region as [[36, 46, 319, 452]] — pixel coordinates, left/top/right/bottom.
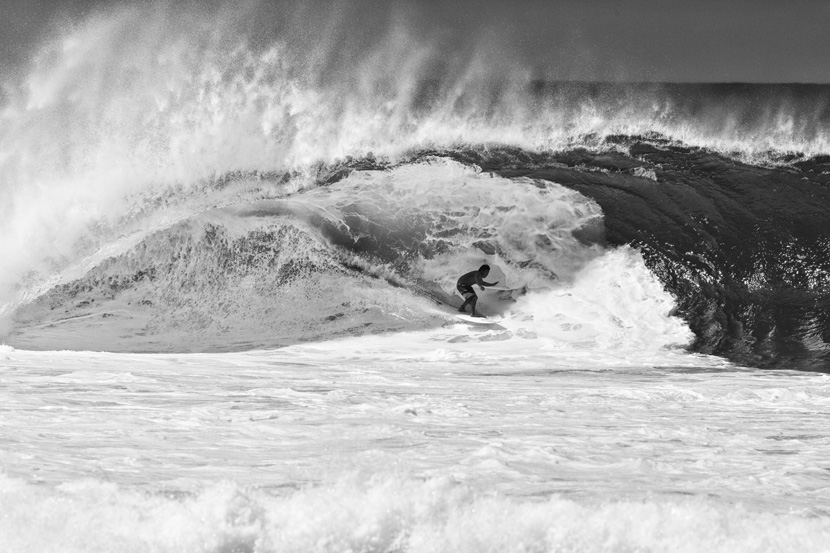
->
[[475, 275, 499, 288]]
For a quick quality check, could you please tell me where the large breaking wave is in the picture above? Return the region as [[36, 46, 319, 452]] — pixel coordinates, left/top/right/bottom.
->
[[6, 159, 692, 355], [1, 2, 829, 369]]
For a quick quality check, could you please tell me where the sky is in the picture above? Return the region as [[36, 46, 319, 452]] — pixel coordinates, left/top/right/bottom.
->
[[1, 0, 829, 83]]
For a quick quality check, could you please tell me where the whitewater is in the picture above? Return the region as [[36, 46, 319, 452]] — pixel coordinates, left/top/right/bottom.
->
[[2, 3, 830, 552]]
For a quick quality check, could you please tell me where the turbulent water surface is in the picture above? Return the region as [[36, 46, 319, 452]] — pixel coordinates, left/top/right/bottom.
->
[[2, 2, 830, 552]]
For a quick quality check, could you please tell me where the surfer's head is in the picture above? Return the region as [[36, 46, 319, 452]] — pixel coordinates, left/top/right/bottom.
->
[[479, 264, 490, 276]]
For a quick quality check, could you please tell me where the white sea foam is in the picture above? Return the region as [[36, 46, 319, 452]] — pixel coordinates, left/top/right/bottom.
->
[[498, 246, 694, 350], [2, 337, 830, 551], [3, 473, 830, 553]]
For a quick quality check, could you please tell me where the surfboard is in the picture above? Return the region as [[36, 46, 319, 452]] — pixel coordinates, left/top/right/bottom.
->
[[481, 285, 529, 302], [455, 314, 501, 325]]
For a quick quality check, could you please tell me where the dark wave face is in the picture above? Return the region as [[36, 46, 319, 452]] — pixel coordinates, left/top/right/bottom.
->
[[446, 141, 830, 371]]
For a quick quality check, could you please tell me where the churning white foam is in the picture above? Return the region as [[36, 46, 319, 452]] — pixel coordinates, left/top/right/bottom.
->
[[2, 467, 829, 553], [302, 158, 604, 282], [499, 246, 694, 351]]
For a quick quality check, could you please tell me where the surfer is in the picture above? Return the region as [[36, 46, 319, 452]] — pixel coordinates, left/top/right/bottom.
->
[[456, 264, 499, 317]]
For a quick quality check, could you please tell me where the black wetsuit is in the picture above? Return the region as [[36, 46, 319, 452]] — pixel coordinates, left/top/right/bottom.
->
[[456, 269, 498, 314], [456, 270, 480, 298]]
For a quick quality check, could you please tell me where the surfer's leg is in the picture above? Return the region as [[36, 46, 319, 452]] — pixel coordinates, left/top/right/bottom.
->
[[469, 296, 481, 317], [457, 286, 474, 312]]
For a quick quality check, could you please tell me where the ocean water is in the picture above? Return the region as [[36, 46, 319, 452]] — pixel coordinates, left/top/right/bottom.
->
[[2, 3, 830, 552]]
